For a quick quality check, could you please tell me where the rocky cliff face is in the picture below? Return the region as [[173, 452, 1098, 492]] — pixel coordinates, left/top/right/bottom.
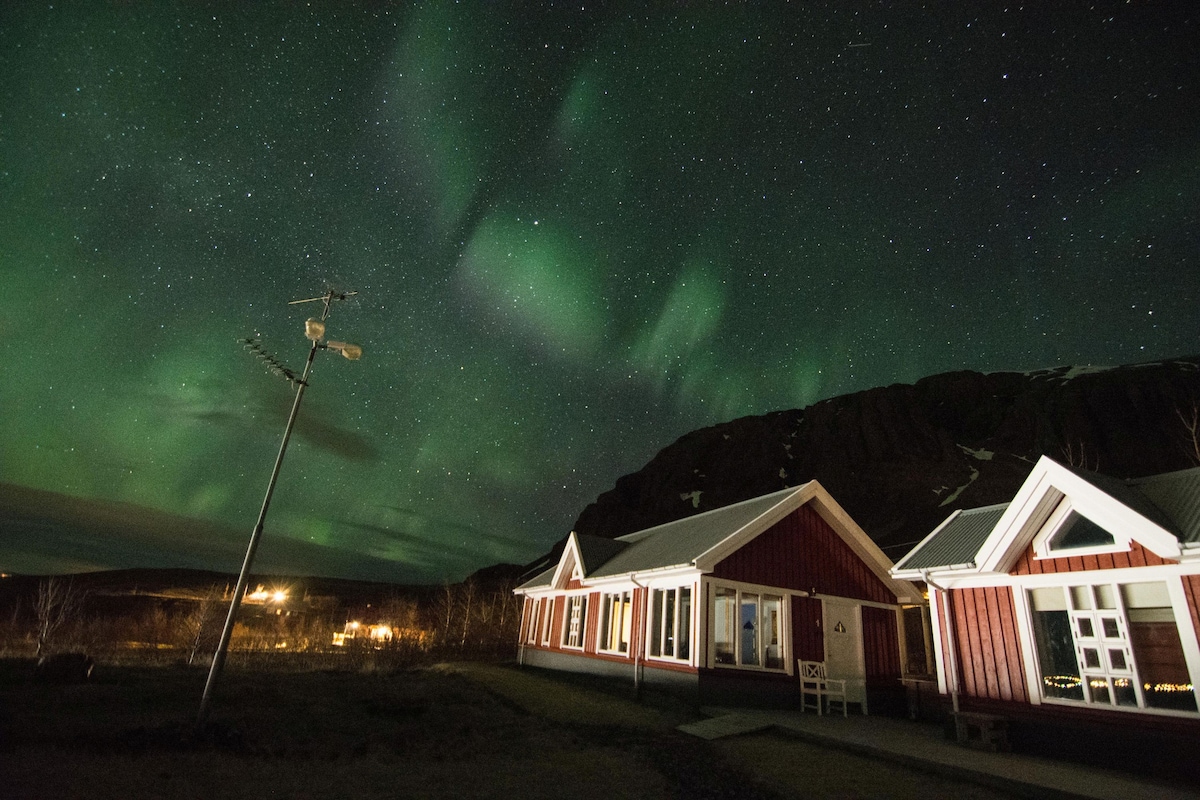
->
[[571, 357, 1200, 562]]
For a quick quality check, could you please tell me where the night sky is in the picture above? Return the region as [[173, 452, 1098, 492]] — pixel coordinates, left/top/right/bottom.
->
[[2, 3, 1197, 584]]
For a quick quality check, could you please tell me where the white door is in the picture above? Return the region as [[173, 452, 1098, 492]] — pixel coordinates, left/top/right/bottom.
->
[[823, 598, 867, 710]]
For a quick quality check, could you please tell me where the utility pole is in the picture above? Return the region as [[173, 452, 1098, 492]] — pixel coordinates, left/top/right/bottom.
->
[[197, 289, 361, 728]]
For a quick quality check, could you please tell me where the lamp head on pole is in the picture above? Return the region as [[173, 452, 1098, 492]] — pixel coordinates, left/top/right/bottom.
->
[[304, 319, 326, 342]]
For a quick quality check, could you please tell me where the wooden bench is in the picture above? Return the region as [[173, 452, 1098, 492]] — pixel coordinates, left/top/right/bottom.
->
[[952, 711, 1010, 752]]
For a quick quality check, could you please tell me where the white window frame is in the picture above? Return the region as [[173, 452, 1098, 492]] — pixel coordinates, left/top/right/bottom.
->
[[561, 594, 588, 650], [540, 596, 555, 645], [710, 582, 788, 672], [647, 585, 693, 663], [525, 598, 540, 644], [1032, 501, 1130, 560], [1024, 578, 1199, 715], [598, 591, 633, 656]]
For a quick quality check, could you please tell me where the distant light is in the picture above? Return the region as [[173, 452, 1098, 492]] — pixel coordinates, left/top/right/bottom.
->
[[305, 318, 326, 341], [272, 590, 287, 603]]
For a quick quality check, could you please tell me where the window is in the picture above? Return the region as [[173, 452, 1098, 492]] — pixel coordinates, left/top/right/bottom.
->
[[713, 586, 784, 670], [1049, 513, 1116, 551], [540, 597, 555, 645], [600, 591, 632, 654], [1028, 582, 1196, 712], [649, 586, 692, 661], [525, 599, 540, 644], [561, 595, 587, 649]]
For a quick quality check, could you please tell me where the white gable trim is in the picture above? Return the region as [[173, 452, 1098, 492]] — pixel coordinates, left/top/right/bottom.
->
[[549, 532, 586, 590], [975, 456, 1182, 574], [691, 480, 922, 603]]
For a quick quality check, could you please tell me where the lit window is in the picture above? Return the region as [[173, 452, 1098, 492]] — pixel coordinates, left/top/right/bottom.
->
[[599, 591, 632, 654]]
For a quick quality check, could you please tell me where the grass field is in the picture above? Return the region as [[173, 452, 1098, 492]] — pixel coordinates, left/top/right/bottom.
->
[[0, 658, 1020, 799]]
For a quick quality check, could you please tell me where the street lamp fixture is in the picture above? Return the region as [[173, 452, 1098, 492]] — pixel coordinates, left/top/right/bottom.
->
[[197, 289, 362, 728]]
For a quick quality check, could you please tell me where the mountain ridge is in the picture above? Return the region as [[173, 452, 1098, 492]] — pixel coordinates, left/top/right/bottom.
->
[[569, 357, 1200, 562]]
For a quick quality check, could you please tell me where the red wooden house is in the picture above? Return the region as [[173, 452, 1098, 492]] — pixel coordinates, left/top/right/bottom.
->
[[891, 456, 1200, 756], [515, 481, 923, 709]]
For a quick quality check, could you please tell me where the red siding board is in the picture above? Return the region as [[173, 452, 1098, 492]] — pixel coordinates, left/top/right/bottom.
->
[[712, 504, 895, 604], [994, 587, 1028, 703], [1185, 576, 1200, 647], [1012, 540, 1175, 576], [791, 595, 824, 662], [949, 587, 1028, 702], [862, 606, 900, 684]]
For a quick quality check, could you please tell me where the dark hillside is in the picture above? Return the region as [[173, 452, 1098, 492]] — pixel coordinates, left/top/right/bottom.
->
[[570, 357, 1200, 561]]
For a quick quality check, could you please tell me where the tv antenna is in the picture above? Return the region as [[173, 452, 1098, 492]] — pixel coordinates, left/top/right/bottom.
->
[[198, 288, 363, 728]]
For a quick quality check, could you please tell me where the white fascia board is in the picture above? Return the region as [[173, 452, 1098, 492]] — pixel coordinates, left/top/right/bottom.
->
[[974, 457, 1061, 573], [549, 531, 584, 590], [805, 483, 924, 601], [979, 457, 1182, 571], [693, 483, 813, 571], [919, 560, 1200, 591], [633, 566, 705, 588]]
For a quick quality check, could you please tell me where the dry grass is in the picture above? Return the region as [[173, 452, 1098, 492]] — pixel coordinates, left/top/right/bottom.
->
[[0, 659, 1020, 799]]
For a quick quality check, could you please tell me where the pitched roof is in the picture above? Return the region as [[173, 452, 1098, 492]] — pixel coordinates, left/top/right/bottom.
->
[[589, 486, 802, 578], [1128, 467, 1200, 544], [892, 460, 1200, 577], [516, 564, 556, 591], [892, 504, 1008, 574]]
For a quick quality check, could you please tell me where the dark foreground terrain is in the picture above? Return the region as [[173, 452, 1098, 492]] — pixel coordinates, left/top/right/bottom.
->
[[0, 658, 1018, 799]]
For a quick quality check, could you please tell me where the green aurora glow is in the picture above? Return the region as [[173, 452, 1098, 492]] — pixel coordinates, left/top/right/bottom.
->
[[1, 3, 1196, 582]]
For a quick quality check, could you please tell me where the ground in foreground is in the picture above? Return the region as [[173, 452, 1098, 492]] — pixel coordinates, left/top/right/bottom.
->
[[0, 659, 1019, 799]]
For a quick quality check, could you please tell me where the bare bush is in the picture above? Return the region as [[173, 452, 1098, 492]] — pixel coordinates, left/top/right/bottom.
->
[[33, 577, 85, 657]]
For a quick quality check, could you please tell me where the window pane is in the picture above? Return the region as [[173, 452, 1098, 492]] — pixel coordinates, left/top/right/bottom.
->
[[1087, 676, 1111, 705], [650, 590, 663, 657], [1128, 607, 1198, 712], [762, 595, 782, 669], [1031, 606, 1083, 700], [1082, 648, 1101, 669], [619, 594, 631, 653], [1076, 618, 1094, 638], [1054, 515, 1116, 550], [1108, 649, 1128, 671], [600, 596, 613, 650], [1113, 678, 1138, 707], [664, 589, 676, 656], [714, 588, 736, 664], [1070, 586, 1093, 610], [1101, 617, 1120, 639], [741, 593, 760, 666], [677, 588, 692, 660], [1095, 584, 1116, 610]]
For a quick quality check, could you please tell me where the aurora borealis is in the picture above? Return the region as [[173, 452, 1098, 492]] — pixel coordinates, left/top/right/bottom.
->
[[2, 3, 1197, 583]]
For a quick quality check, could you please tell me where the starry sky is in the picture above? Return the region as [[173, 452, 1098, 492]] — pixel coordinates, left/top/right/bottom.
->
[[2, 3, 1197, 584]]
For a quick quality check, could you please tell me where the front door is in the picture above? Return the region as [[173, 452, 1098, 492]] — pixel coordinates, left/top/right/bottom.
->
[[823, 598, 867, 709]]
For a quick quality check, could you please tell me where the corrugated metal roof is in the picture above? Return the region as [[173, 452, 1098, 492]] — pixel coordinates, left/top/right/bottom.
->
[[589, 486, 803, 578], [1065, 464, 1182, 539], [515, 565, 555, 591], [893, 504, 1008, 572], [1129, 467, 1200, 544], [576, 534, 630, 575]]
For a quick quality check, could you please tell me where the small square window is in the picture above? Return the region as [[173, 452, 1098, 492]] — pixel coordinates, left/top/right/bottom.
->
[[1083, 648, 1101, 669], [1077, 618, 1094, 638], [1102, 617, 1120, 639]]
